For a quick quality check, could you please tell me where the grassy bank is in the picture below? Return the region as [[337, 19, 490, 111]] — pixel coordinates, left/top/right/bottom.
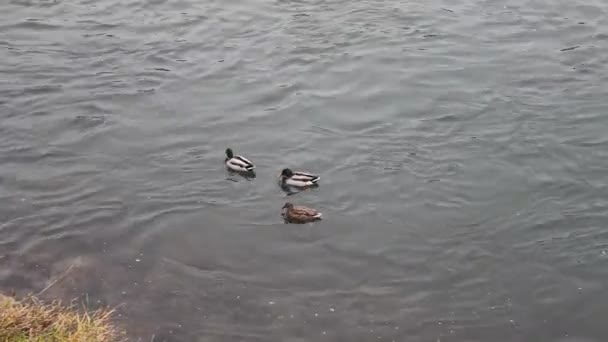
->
[[0, 294, 122, 342]]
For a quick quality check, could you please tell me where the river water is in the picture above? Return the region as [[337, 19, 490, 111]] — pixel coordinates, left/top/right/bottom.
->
[[1, 0, 608, 341]]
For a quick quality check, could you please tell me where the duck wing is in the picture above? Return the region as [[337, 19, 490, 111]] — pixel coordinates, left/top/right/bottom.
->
[[284, 172, 320, 187], [227, 155, 255, 170], [235, 155, 254, 166], [291, 171, 319, 182], [292, 205, 322, 218]]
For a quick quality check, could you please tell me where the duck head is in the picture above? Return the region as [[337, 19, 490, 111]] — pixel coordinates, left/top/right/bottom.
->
[[280, 168, 294, 178], [282, 202, 294, 210], [225, 148, 234, 159]]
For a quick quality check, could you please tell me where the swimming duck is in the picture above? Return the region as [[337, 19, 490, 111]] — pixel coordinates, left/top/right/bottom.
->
[[225, 148, 255, 173], [281, 202, 322, 224], [279, 168, 320, 188]]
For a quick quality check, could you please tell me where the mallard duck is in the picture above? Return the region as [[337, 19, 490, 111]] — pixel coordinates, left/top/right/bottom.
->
[[279, 168, 320, 188], [225, 148, 255, 173], [281, 202, 322, 224]]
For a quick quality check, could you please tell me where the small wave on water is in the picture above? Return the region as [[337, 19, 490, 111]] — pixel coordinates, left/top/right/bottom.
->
[[2, 0, 608, 341]]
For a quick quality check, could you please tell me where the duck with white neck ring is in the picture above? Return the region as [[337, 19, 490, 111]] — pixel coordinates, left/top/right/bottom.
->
[[224, 148, 255, 173], [279, 168, 320, 188]]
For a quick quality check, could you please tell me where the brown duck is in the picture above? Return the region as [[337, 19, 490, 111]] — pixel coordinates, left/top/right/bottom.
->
[[281, 202, 323, 224]]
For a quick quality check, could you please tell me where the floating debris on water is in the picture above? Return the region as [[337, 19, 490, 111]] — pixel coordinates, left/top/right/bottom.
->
[[560, 46, 580, 52]]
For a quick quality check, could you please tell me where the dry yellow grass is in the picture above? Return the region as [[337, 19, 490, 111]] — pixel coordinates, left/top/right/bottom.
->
[[0, 294, 123, 342]]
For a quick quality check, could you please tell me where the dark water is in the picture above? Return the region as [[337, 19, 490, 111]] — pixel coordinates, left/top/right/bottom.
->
[[2, 0, 608, 340]]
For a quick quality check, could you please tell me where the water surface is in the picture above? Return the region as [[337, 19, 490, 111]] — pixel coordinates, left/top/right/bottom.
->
[[1, 0, 608, 341]]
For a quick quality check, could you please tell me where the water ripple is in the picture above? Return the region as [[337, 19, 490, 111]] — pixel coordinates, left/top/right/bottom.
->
[[2, 0, 608, 340]]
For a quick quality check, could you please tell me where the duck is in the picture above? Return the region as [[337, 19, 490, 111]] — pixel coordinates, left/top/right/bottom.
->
[[281, 202, 322, 224], [225, 148, 255, 173], [279, 168, 320, 188]]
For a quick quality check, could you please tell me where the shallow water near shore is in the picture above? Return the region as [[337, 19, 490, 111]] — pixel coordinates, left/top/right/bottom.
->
[[2, 0, 608, 341]]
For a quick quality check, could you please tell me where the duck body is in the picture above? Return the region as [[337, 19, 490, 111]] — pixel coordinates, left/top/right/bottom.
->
[[281, 202, 322, 224], [279, 168, 320, 188], [225, 148, 255, 173]]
